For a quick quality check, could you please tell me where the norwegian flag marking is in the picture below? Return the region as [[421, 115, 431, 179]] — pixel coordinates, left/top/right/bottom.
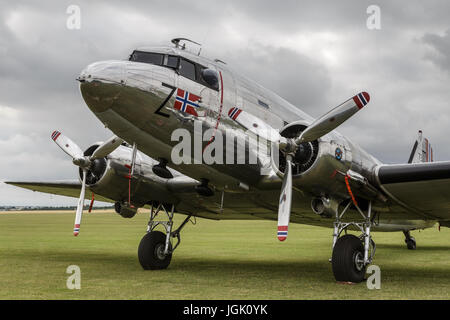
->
[[174, 89, 201, 117]]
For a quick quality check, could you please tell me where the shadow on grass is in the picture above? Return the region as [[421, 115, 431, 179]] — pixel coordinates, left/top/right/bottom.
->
[[377, 243, 450, 251], [15, 247, 450, 285]]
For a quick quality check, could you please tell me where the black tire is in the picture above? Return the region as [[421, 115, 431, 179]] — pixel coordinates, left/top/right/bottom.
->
[[405, 237, 416, 250], [332, 234, 366, 283], [138, 231, 172, 270]]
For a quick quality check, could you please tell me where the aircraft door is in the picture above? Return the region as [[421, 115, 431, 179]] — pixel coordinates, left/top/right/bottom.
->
[[215, 67, 236, 121]]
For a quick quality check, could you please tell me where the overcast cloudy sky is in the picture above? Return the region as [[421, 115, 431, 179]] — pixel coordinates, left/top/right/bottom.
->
[[0, 0, 449, 206]]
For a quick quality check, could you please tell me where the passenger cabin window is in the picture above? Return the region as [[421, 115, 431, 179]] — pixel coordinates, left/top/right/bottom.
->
[[258, 100, 270, 109], [179, 59, 196, 81], [129, 51, 163, 65]]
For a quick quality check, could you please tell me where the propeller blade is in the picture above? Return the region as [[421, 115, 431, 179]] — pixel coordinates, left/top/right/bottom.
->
[[277, 155, 293, 241], [90, 136, 124, 160], [51, 130, 84, 159], [73, 169, 87, 236], [296, 92, 370, 144]]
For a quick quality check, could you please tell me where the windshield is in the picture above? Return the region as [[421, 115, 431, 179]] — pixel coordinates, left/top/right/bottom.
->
[[129, 51, 164, 65]]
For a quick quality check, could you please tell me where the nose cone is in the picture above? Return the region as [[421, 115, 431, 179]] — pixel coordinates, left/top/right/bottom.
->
[[79, 60, 127, 84], [79, 60, 127, 113]]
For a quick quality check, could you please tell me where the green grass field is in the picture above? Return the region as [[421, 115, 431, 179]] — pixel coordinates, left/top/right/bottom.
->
[[0, 210, 448, 299]]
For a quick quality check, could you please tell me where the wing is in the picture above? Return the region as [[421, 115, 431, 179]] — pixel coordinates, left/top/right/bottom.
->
[[4, 180, 113, 203], [374, 161, 450, 221]]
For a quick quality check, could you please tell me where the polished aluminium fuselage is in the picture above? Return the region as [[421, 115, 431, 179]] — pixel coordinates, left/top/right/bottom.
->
[[78, 46, 436, 231]]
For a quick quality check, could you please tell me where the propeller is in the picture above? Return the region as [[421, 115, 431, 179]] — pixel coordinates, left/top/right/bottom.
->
[[51, 130, 83, 159], [51, 130, 123, 236], [74, 169, 87, 236], [277, 154, 293, 241], [295, 92, 370, 144], [276, 92, 370, 241], [90, 135, 124, 160]]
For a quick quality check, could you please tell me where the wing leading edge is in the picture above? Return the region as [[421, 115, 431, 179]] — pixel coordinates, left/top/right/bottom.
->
[[4, 181, 113, 203]]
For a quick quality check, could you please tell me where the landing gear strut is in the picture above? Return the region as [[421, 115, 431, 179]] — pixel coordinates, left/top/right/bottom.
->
[[403, 230, 416, 250], [138, 202, 192, 270], [331, 200, 376, 283]]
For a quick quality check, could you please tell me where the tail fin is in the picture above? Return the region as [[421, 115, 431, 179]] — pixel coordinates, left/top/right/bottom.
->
[[408, 130, 434, 163]]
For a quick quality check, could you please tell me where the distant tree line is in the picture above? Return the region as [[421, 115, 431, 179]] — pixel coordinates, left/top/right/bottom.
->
[[0, 205, 114, 211]]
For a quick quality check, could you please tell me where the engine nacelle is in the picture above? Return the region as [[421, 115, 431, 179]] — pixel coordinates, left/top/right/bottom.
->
[[271, 120, 378, 203], [114, 201, 137, 218], [81, 143, 180, 211]]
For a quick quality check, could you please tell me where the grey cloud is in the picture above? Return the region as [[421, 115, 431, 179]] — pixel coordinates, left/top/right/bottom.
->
[[423, 29, 450, 72], [224, 43, 331, 111]]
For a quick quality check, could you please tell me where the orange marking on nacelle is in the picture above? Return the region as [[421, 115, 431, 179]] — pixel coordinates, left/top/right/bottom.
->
[[88, 192, 95, 213], [345, 175, 358, 207]]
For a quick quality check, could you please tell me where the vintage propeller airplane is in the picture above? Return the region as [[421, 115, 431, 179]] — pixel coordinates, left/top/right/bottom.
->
[[7, 38, 450, 283]]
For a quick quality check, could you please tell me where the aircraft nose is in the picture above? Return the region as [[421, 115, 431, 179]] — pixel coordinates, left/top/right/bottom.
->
[[79, 60, 127, 113], [78, 60, 127, 84]]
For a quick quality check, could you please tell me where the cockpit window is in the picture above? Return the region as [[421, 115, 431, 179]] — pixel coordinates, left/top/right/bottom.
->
[[179, 59, 196, 81], [128, 50, 219, 91], [166, 55, 179, 68], [129, 51, 163, 65]]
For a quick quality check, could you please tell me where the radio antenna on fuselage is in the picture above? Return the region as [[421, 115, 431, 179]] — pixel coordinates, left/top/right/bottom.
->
[[171, 38, 202, 55]]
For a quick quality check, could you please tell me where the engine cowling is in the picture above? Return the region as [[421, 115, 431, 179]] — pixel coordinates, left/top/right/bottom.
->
[[271, 121, 359, 201], [78, 144, 144, 209], [272, 122, 320, 177], [78, 144, 108, 185]]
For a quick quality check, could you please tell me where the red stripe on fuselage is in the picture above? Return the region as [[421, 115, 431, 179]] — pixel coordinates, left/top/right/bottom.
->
[[204, 71, 224, 151]]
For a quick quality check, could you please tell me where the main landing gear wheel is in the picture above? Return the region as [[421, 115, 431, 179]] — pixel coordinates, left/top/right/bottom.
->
[[138, 231, 172, 270], [330, 199, 376, 283], [332, 234, 366, 283], [138, 202, 194, 271]]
